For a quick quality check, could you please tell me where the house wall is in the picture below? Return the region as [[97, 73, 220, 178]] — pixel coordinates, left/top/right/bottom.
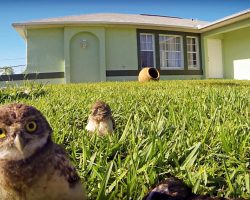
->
[[22, 25, 204, 83], [223, 26, 250, 79], [26, 28, 65, 74], [202, 18, 250, 79], [105, 27, 138, 70], [106, 75, 202, 81]]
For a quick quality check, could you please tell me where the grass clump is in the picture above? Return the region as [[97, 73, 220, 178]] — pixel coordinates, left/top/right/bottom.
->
[[0, 79, 249, 199]]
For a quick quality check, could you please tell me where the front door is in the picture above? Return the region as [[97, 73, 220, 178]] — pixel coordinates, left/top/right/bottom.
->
[[70, 32, 100, 82], [207, 38, 223, 78]]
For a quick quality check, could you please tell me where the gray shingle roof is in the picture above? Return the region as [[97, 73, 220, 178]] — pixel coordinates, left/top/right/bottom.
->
[[12, 13, 209, 29]]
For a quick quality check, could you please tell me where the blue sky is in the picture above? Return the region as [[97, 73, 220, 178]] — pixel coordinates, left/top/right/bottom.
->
[[0, 0, 250, 71]]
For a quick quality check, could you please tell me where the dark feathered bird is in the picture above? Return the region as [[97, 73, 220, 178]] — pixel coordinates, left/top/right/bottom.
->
[[143, 177, 192, 200], [143, 177, 245, 200]]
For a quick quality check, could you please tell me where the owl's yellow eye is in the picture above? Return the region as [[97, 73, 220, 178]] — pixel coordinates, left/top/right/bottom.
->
[[25, 121, 37, 133], [0, 128, 6, 139]]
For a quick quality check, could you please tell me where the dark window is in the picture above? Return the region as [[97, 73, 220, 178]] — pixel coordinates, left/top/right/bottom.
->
[[139, 33, 155, 68]]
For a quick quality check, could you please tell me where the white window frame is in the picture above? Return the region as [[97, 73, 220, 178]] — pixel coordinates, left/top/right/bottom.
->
[[139, 33, 156, 68], [187, 36, 200, 70], [159, 34, 184, 70]]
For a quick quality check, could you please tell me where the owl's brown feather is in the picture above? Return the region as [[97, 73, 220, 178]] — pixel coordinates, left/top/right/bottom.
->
[[0, 136, 84, 200], [111, 116, 116, 130]]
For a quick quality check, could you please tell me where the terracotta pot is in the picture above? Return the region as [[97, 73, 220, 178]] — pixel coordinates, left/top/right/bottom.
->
[[138, 67, 160, 82]]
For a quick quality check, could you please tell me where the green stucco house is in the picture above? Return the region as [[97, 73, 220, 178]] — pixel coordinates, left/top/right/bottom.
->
[[9, 9, 250, 83]]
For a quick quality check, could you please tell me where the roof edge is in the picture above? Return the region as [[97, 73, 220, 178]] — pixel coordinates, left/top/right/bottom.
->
[[12, 24, 27, 39], [12, 21, 202, 32], [199, 9, 250, 32], [12, 21, 201, 30]]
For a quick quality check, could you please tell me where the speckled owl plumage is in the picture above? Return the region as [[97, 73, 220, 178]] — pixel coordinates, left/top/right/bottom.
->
[[0, 103, 85, 200]]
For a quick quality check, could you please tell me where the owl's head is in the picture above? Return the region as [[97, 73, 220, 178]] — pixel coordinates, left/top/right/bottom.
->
[[91, 101, 112, 122], [0, 103, 52, 161]]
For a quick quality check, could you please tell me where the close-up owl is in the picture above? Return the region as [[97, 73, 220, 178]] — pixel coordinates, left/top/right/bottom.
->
[[0, 103, 85, 200], [85, 101, 115, 135]]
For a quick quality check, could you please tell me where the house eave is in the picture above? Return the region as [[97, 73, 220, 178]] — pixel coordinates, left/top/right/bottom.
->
[[199, 11, 250, 32], [12, 25, 27, 40], [12, 21, 200, 33]]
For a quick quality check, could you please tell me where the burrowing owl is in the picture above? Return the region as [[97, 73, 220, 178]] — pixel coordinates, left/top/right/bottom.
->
[[143, 177, 192, 200], [0, 103, 85, 200], [143, 177, 243, 200], [85, 101, 115, 135]]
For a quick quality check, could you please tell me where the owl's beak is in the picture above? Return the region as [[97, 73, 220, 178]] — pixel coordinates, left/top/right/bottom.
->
[[14, 134, 26, 152]]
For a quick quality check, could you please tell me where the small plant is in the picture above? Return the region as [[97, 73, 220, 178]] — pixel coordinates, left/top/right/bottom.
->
[[0, 66, 14, 75], [0, 81, 46, 103]]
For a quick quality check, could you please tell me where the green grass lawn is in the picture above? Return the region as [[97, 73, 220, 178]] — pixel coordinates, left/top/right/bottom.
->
[[1, 80, 250, 199]]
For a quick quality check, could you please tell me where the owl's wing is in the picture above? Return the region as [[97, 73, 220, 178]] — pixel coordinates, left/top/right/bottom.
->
[[111, 117, 116, 130], [9, 143, 87, 200], [46, 144, 86, 200], [53, 145, 81, 188]]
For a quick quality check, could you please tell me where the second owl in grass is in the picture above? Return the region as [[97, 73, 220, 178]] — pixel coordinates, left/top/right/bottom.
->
[[85, 101, 115, 135]]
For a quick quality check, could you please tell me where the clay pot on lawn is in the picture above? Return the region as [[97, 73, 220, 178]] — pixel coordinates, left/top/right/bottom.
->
[[138, 67, 160, 82]]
